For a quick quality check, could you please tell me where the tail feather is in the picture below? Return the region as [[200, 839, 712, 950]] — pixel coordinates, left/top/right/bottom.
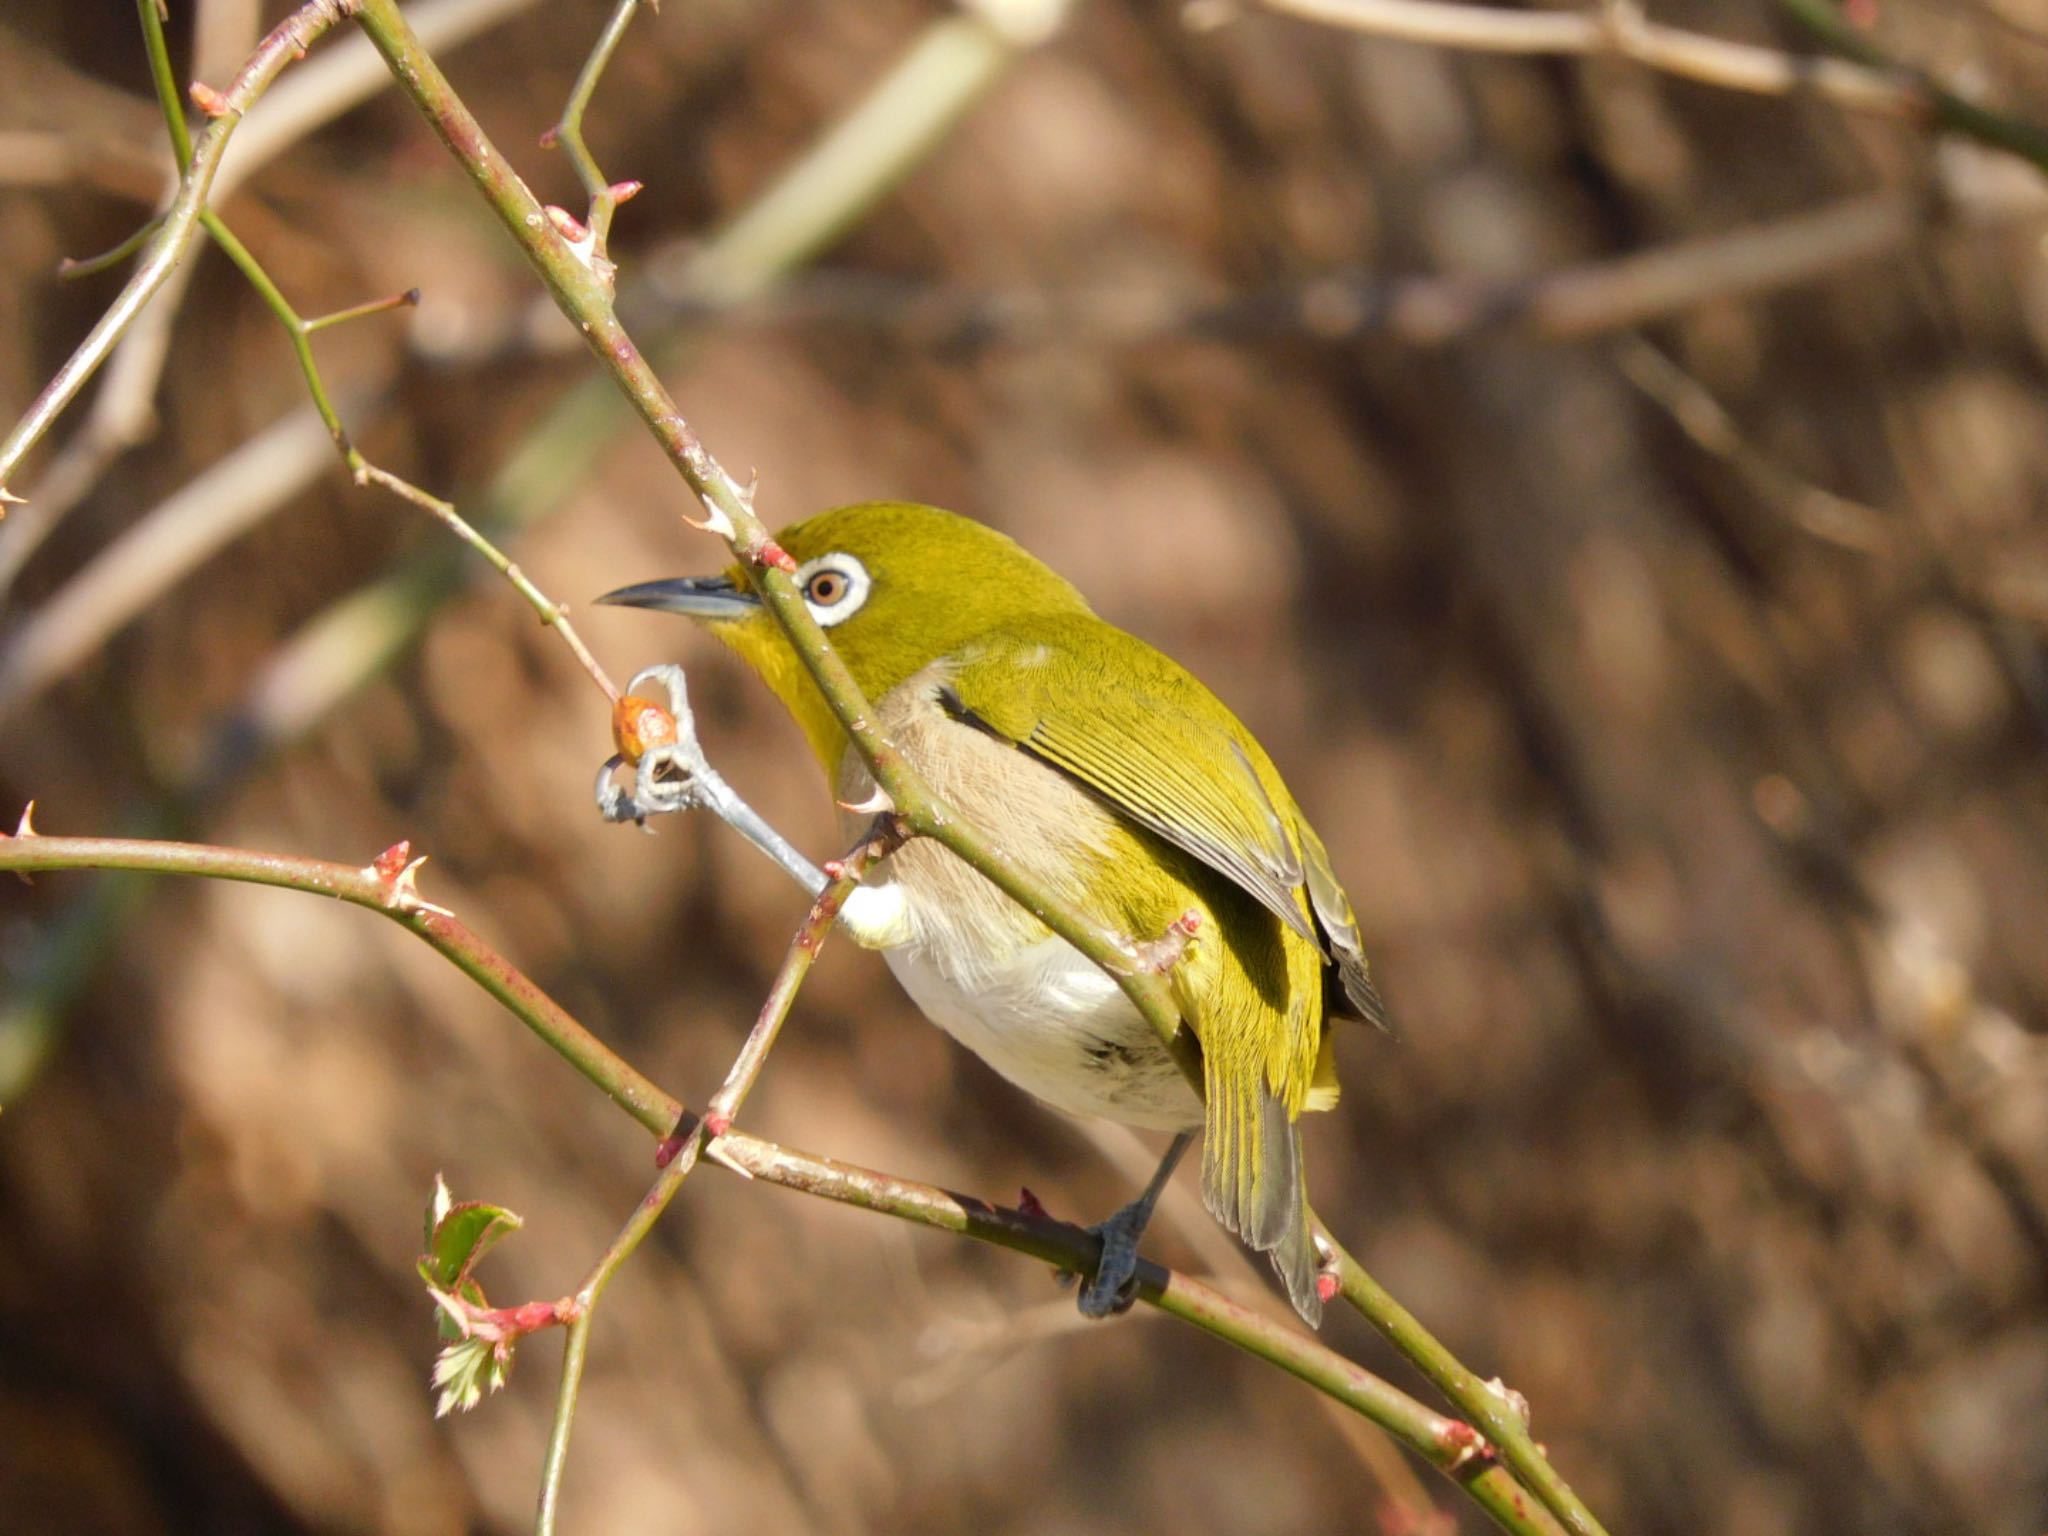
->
[[1200, 1061, 1325, 1327]]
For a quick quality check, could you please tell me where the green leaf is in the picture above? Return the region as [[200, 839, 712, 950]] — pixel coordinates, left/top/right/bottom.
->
[[419, 1182, 522, 1290]]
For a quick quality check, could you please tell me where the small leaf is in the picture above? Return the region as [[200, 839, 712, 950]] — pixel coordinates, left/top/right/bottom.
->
[[432, 1335, 514, 1418], [422, 1196, 523, 1290]]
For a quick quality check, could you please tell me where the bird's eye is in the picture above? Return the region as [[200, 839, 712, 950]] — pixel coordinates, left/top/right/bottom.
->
[[794, 553, 870, 627]]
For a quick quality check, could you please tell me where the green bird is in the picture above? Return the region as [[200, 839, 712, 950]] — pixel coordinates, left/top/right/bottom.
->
[[599, 502, 1385, 1323]]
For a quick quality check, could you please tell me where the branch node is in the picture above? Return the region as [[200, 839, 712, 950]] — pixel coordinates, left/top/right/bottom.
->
[[1485, 1376, 1533, 1428], [189, 81, 235, 119]]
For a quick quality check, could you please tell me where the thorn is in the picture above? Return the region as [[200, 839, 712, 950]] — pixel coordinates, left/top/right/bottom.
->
[[821, 858, 846, 879], [364, 839, 452, 918], [5, 801, 34, 883], [753, 537, 798, 574], [703, 1137, 753, 1178], [188, 81, 233, 118], [609, 179, 643, 204], [538, 124, 561, 149], [835, 785, 894, 816], [0, 486, 25, 506], [1017, 1187, 1049, 1219]]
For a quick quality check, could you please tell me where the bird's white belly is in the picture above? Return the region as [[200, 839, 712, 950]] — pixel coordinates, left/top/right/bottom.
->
[[880, 932, 1202, 1132]]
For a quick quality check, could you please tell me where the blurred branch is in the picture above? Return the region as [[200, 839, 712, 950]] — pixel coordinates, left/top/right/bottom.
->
[[1259, 0, 1918, 114], [349, 2, 1608, 1532], [0, 826, 1562, 1536], [0, 403, 355, 722], [0, 0, 541, 598], [1613, 334, 1896, 553], [0, 0, 349, 501], [1777, 0, 2048, 172], [1260, 0, 2048, 174], [584, 188, 1962, 353]]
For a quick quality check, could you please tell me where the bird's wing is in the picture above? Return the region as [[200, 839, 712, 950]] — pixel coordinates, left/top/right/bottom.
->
[[1296, 816, 1390, 1031], [938, 619, 1318, 944]]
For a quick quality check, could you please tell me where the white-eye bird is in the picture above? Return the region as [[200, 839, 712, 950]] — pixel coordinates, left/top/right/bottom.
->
[[599, 502, 1385, 1323]]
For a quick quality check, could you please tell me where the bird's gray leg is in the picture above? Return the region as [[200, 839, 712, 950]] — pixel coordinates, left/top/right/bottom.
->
[[1077, 1129, 1196, 1318], [595, 663, 827, 899]]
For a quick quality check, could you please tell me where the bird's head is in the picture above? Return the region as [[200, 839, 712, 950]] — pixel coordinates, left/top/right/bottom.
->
[[598, 501, 1090, 770]]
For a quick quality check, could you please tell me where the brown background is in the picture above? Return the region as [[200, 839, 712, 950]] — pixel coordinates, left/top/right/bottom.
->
[[4, 0, 2048, 1532]]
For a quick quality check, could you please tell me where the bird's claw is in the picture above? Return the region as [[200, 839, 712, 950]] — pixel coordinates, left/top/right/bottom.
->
[[594, 664, 725, 825], [1072, 1204, 1148, 1318]]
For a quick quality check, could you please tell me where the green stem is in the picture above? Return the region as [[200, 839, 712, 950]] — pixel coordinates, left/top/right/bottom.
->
[[547, 0, 643, 251], [0, 0, 353, 494], [1776, 0, 2048, 172], [0, 834, 678, 1133], [1325, 1235, 1605, 1536], [529, 825, 896, 1531]]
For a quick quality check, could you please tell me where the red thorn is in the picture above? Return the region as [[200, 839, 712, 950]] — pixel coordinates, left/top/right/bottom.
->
[[188, 81, 232, 118], [756, 538, 798, 574], [538, 125, 561, 149], [610, 179, 643, 204], [821, 858, 846, 879], [1017, 1187, 1049, 1219], [1316, 1271, 1340, 1303], [372, 840, 412, 882]]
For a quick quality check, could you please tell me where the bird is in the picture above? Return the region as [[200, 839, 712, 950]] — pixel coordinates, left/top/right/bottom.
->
[[598, 501, 1385, 1324]]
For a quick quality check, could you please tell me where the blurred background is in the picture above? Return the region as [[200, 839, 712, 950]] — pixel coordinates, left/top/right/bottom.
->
[[4, 0, 2048, 1531]]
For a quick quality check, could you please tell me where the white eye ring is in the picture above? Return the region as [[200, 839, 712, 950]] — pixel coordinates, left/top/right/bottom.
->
[[795, 552, 870, 626]]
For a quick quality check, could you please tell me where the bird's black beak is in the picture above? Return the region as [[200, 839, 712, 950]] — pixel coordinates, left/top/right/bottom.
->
[[595, 575, 761, 620]]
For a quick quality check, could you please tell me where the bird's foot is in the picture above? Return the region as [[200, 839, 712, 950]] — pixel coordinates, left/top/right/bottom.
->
[[594, 665, 728, 825], [1073, 1197, 1152, 1317], [1063, 1131, 1195, 1319]]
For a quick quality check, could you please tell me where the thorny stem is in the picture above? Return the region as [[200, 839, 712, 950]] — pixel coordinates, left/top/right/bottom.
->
[[0, 829, 1558, 1536], [1, 833, 679, 1133], [346, 4, 1606, 1532], [545, 0, 645, 256], [0, 0, 355, 500], [534, 820, 902, 1535], [128, 0, 621, 704]]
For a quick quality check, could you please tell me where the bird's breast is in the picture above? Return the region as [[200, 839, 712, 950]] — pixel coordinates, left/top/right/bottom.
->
[[833, 666, 1202, 1130]]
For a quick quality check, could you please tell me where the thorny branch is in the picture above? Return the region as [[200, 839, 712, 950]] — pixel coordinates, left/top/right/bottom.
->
[[0, 824, 1561, 1536]]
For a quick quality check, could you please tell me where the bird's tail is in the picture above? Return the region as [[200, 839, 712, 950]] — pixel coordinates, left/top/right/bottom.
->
[[1201, 1065, 1323, 1327]]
